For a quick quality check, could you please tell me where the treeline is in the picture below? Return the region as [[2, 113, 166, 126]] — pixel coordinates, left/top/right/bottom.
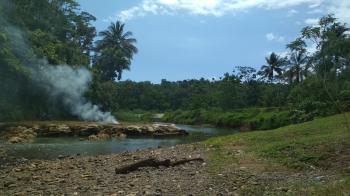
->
[[99, 15, 350, 115], [0, 0, 349, 125], [101, 15, 350, 126], [104, 76, 289, 111]]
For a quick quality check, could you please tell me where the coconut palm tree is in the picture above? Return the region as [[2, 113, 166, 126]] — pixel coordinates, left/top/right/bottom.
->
[[285, 37, 310, 84], [287, 51, 310, 83], [95, 21, 137, 81], [259, 52, 285, 82]]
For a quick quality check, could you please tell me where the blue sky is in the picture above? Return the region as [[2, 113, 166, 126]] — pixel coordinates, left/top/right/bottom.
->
[[77, 0, 350, 83]]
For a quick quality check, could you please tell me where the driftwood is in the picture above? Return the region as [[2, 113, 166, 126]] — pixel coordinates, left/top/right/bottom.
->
[[115, 157, 204, 174]]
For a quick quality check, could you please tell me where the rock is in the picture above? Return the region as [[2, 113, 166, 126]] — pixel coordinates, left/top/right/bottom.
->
[[88, 133, 110, 141], [125, 126, 143, 135], [114, 132, 127, 139], [8, 137, 25, 144], [315, 176, 325, 181], [44, 124, 72, 136], [2, 126, 37, 143], [88, 135, 98, 141], [1, 122, 188, 144], [75, 124, 100, 136]]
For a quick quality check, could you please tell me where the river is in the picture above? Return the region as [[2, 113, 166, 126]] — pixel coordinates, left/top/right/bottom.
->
[[1, 125, 238, 160]]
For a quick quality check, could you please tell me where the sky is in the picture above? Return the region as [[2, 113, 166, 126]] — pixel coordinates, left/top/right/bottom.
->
[[76, 0, 350, 83]]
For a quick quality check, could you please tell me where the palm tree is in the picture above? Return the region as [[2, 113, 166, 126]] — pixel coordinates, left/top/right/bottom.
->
[[285, 37, 310, 84], [259, 52, 285, 82], [287, 51, 309, 83], [95, 21, 137, 81]]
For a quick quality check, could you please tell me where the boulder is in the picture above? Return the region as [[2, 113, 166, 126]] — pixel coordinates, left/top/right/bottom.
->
[[124, 126, 143, 135], [1, 126, 37, 143], [46, 124, 72, 136], [74, 124, 100, 136], [88, 133, 110, 141], [8, 137, 26, 144], [113, 132, 127, 139]]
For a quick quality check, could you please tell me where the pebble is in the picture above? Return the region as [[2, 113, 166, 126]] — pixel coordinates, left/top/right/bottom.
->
[[315, 176, 325, 181]]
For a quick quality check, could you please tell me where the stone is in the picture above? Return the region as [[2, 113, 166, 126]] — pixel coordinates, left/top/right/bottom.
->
[[8, 137, 25, 144], [315, 176, 325, 181], [1, 122, 189, 144]]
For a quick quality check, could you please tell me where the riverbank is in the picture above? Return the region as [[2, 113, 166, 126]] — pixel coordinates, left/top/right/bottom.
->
[[1, 113, 349, 195], [114, 108, 294, 131], [0, 121, 187, 143], [162, 108, 293, 131]]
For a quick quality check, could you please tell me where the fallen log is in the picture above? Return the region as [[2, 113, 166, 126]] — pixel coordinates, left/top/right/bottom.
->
[[115, 157, 204, 174]]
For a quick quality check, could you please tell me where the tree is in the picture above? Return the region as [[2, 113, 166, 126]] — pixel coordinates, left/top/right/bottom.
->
[[95, 21, 138, 81], [235, 66, 257, 83], [259, 52, 285, 82], [285, 38, 310, 84], [301, 14, 350, 78]]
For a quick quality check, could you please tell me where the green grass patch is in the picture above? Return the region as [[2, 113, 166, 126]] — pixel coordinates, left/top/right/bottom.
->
[[204, 113, 350, 170]]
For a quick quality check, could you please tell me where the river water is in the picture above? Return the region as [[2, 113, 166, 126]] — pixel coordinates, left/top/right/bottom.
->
[[1, 125, 238, 160]]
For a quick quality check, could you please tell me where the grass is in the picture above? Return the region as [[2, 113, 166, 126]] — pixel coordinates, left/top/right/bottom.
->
[[202, 113, 350, 194], [204, 113, 350, 170]]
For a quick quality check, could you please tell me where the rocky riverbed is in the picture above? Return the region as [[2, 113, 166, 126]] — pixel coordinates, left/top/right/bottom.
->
[[0, 142, 340, 195], [0, 122, 188, 143]]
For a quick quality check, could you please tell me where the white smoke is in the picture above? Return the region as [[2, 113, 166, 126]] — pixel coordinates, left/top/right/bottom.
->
[[34, 61, 118, 124], [1, 9, 118, 124]]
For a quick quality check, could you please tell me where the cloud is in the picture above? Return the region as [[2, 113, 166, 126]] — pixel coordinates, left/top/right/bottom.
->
[[109, 0, 323, 22], [329, 0, 350, 24], [304, 18, 319, 25], [107, 0, 350, 31], [287, 9, 299, 17], [265, 33, 285, 42]]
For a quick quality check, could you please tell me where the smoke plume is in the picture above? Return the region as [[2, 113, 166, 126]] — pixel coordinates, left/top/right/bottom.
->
[[1, 10, 118, 124], [34, 62, 118, 124]]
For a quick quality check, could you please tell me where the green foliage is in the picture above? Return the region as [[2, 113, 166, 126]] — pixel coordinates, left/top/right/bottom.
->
[[162, 108, 291, 130], [258, 52, 286, 82], [0, 0, 96, 121], [1, 4, 350, 127], [113, 110, 154, 122], [94, 21, 137, 81]]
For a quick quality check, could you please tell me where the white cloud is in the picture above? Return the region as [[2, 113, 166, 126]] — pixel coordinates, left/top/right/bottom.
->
[[287, 9, 299, 17], [108, 0, 350, 26], [304, 18, 319, 25], [307, 8, 323, 14], [265, 33, 285, 42], [109, 0, 323, 22], [329, 0, 350, 24]]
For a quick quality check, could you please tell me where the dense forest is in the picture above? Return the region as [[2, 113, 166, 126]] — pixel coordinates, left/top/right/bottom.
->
[[1, 0, 350, 128]]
